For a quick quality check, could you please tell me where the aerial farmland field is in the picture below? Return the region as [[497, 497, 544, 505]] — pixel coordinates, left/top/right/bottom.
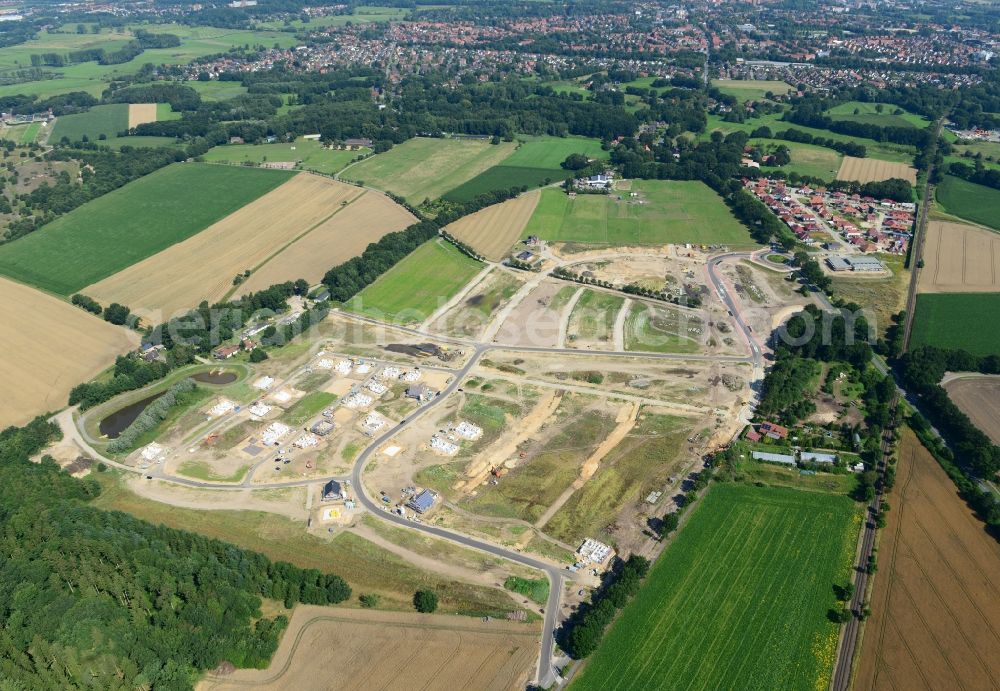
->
[[522, 180, 753, 246], [936, 175, 1000, 231], [911, 292, 1000, 356], [345, 238, 483, 323], [0, 276, 138, 428], [341, 137, 516, 203], [201, 137, 366, 175], [444, 190, 540, 260], [0, 163, 294, 295], [86, 174, 366, 316], [826, 101, 928, 129], [711, 78, 791, 100], [444, 136, 608, 201], [51, 103, 130, 143], [753, 139, 843, 180], [917, 220, 1000, 293], [572, 483, 860, 691], [836, 156, 917, 185], [855, 428, 1000, 691]]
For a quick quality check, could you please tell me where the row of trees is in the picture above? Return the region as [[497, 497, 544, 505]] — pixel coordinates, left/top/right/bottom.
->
[[784, 98, 934, 149], [106, 378, 198, 453]]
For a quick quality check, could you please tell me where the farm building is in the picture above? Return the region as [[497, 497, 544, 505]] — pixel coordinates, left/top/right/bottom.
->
[[801, 451, 837, 464], [323, 479, 345, 501], [407, 489, 436, 514], [758, 421, 789, 440], [212, 345, 241, 360], [752, 451, 796, 465]]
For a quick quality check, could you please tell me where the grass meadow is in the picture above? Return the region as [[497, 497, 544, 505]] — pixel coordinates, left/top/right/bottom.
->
[[711, 79, 791, 100], [911, 293, 1000, 356], [522, 180, 753, 246], [201, 137, 366, 174], [826, 101, 928, 129], [341, 137, 516, 203], [572, 483, 861, 691], [752, 138, 843, 180], [344, 239, 483, 323], [936, 175, 1000, 231], [443, 135, 608, 201], [0, 163, 294, 294], [51, 103, 129, 142]]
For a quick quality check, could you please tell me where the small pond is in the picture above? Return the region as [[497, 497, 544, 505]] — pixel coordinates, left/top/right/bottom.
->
[[190, 369, 239, 385], [99, 392, 165, 439]]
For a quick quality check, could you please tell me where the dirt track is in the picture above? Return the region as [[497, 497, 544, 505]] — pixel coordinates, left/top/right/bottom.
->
[[917, 220, 1000, 293], [445, 191, 540, 261], [855, 428, 1000, 691], [0, 276, 138, 428], [197, 605, 540, 691], [837, 156, 917, 185], [943, 375, 1000, 444]]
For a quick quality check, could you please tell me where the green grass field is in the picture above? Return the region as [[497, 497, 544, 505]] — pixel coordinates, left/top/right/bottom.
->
[[711, 79, 791, 101], [936, 175, 1000, 231], [702, 113, 916, 164], [102, 135, 183, 149], [18, 122, 41, 144], [344, 239, 483, 323], [201, 137, 365, 174], [753, 138, 843, 180], [572, 483, 860, 691], [186, 80, 249, 101], [826, 101, 928, 129], [522, 180, 754, 246], [51, 103, 129, 143], [911, 293, 1000, 356], [0, 163, 294, 294], [443, 135, 608, 201], [624, 302, 701, 354], [341, 137, 516, 203]]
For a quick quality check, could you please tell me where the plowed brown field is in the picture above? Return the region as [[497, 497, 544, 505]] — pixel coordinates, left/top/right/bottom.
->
[[0, 276, 138, 428], [918, 220, 1000, 293], [236, 188, 415, 296], [85, 174, 364, 318], [837, 156, 917, 185], [855, 428, 1000, 691], [944, 375, 1000, 445], [445, 191, 540, 261], [127, 103, 158, 129], [197, 605, 540, 691]]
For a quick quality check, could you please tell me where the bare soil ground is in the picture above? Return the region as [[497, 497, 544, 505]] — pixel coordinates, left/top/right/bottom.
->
[[237, 189, 415, 295], [918, 220, 1000, 293], [127, 103, 158, 129], [837, 156, 917, 185], [855, 428, 1000, 691], [0, 276, 138, 428], [943, 374, 1000, 444], [445, 191, 540, 261], [492, 280, 568, 348], [197, 605, 540, 691], [430, 269, 526, 340], [86, 174, 363, 318]]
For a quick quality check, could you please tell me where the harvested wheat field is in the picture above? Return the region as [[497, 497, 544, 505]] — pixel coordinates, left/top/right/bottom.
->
[[0, 276, 138, 427], [445, 191, 540, 261], [236, 189, 415, 296], [197, 605, 540, 691], [837, 156, 917, 185], [86, 174, 363, 318], [943, 374, 1000, 444], [855, 428, 1000, 691], [127, 103, 158, 129], [918, 220, 1000, 293]]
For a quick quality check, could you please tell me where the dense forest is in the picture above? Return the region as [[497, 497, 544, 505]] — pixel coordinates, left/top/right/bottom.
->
[[0, 416, 351, 689]]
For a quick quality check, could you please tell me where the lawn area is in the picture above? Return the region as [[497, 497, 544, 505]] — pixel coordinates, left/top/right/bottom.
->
[[0, 163, 295, 294], [711, 79, 791, 101], [201, 137, 366, 175], [51, 103, 129, 143], [522, 180, 754, 246], [443, 135, 608, 201], [624, 302, 701, 354], [90, 473, 520, 616], [572, 483, 861, 691], [567, 289, 624, 344], [911, 293, 1000, 356], [753, 138, 843, 180], [702, 113, 916, 164], [344, 239, 483, 323], [936, 175, 1000, 231], [341, 137, 516, 203], [826, 101, 928, 129]]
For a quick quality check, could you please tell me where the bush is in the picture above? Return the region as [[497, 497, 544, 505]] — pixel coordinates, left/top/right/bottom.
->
[[71, 293, 102, 315], [359, 593, 380, 608], [413, 589, 439, 613], [249, 348, 268, 363]]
